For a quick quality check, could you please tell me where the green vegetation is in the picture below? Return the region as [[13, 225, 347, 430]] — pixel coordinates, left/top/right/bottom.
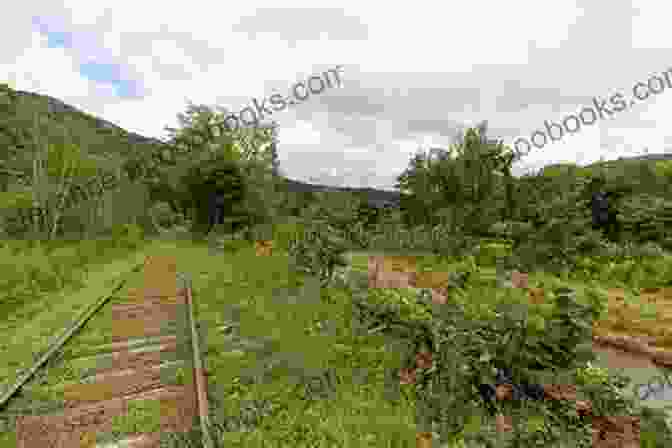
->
[[151, 241, 671, 447], [108, 398, 163, 440], [0, 239, 148, 388], [1, 88, 672, 446], [1, 237, 671, 446]]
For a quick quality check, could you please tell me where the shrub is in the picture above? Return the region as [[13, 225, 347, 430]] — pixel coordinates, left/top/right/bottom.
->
[[110, 223, 144, 249], [150, 201, 180, 228], [182, 156, 250, 236], [475, 241, 512, 266], [347, 275, 632, 445], [287, 221, 349, 287], [271, 218, 307, 252]]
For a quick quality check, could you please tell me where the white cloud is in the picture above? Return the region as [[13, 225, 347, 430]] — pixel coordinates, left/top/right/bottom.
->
[[3, 0, 672, 188], [2, 31, 97, 101]]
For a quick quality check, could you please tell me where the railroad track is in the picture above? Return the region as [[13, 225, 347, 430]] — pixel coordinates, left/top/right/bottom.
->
[[0, 255, 214, 448]]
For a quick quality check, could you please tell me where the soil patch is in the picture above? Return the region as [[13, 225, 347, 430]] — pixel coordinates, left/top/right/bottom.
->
[[592, 342, 657, 369]]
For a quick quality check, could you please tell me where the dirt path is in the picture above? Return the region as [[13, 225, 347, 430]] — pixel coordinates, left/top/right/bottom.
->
[[12, 255, 205, 447]]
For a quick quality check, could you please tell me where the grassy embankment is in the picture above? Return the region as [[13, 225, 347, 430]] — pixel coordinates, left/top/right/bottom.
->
[[2, 236, 671, 446]]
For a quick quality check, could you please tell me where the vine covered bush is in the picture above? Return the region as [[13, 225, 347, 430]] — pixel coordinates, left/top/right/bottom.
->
[[342, 267, 665, 446], [286, 220, 349, 287]]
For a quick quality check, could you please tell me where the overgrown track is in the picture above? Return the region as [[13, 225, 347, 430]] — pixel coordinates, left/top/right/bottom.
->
[[0, 255, 213, 448]]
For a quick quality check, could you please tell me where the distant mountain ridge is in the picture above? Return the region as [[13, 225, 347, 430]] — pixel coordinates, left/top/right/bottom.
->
[[4, 88, 405, 206], [609, 153, 672, 162], [280, 177, 404, 207], [10, 89, 168, 148], [3, 88, 669, 207]]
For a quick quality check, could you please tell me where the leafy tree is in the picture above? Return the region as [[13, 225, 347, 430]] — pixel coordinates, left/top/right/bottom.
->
[[618, 193, 672, 245], [138, 101, 282, 234], [396, 148, 441, 227], [396, 123, 516, 236], [0, 90, 123, 238], [353, 195, 384, 231], [276, 186, 317, 217], [299, 191, 372, 249], [182, 155, 248, 235]]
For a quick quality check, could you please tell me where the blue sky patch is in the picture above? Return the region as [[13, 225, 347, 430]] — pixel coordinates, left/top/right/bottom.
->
[[78, 61, 143, 98], [33, 16, 143, 99], [33, 16, 74, 49]]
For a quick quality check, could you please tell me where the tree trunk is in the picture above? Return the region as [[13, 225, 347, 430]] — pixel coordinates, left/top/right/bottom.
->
[[504, 166, 514, 220]]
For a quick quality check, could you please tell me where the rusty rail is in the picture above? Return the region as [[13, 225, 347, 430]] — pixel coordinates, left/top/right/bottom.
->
[[181, 273, 215, 448], [0, 263, 144, 410]]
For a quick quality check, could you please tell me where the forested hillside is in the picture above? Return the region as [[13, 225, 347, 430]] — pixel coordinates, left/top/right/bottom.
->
[[0, 84, 408, 238], [1, 83, 671, 261]]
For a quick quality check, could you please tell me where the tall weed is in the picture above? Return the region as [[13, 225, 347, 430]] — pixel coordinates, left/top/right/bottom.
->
[[0, 236, 145, 320]]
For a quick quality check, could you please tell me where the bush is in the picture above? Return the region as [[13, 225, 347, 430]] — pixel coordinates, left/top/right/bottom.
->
[[110, 223, 144, 249], [349, 281, 611, 445], [271, 218, 307, 252], [182, 156, 250, 236], [287, 221, 349, 287], [150, 201, 180, 228], [0, 237, 141, 318], [475, 241, 512, 266]]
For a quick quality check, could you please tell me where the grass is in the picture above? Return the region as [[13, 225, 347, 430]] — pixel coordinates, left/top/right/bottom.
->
[[0, 240, 181, 447], [103, 398, 163, 443], [0, 246, 149, 389], [159, 240, 424, 445], [2, 235, 672, 446]]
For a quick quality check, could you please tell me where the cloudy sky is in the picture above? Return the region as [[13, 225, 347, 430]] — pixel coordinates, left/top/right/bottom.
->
[[3, 1, 671, 190]]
